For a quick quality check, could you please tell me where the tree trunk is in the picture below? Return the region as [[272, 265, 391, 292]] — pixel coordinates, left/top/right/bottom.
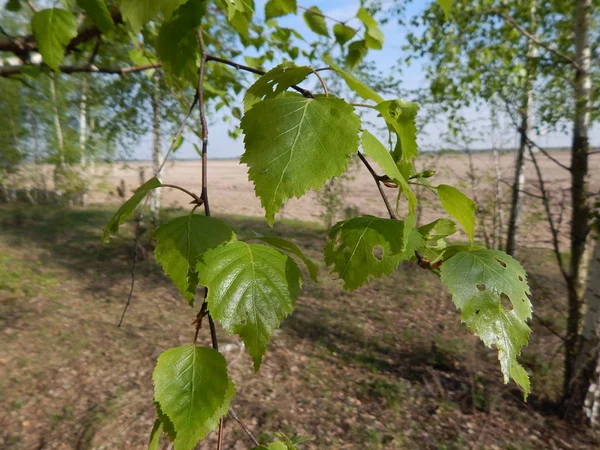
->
[[150, 74, 164, 223], [50, 74, 65, 196], [563, 0, 592, 415], [79, 78, 89, 206]]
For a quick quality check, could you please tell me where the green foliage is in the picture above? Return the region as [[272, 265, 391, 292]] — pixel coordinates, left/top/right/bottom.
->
[[303, 6, 329, 37], [119, 0, 188, 33], [374, 100, 419, 163], [250, 235, 318, 282], [418, 218, 457, 242], [216, 0, 254, 40], [243, 62, 312, 111], [153, 345, 235, 450], [440, 249, 532, 396], [31, 9, 78, 71], [148, 418, 163, 450], [102, 177, 162, 242], [437, 0, 452, 20], [325, 57, 384, 103], [154, 214, 235, 304], [197, 241, 303, 369], [77, 0, 114, 34], [240, 96, 360, 225], [437, 184, 476, 243], [5, 0, 21, 12], [361, 130, 416, 213], [156, 0, 206, 86], [265, 0, 296, 20], [356, 7, 384, 50], [333, 24, 356, 46], [345, 40, 368, 70], [325, 215, 423, 290]]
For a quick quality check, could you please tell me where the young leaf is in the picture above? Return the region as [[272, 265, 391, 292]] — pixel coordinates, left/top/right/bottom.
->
[[265, 0, 296, 19], [462, 290, 531, 397], [148, 417, 163, 450], [197, 241, 302, 369], [154, 214, 235, 304], [77, 0, 114, 33], [156, 0, 205, 86], [356, 7, 384, 50], [324, 57, 384, 104], [102, 177, 162, 242], [333, 23, 356, 46], [325, 215, 423, 290], [345, 40, 368, 69], [244, 62, 312, 111], [437, 0, 452, 20], [240, 96, 360, 226], [31, 9, 77, 72], [361, 130, 416, 213], [215, 0, 254, 40], [374, 100, 419, 163], [418, 218, 457, 242], [251, 235, 318, 282], [437, 184, 476, 243], [120, 0, 188, 33], [440, 249, 532, 321], [153, 346, 235, 450], [303, 6, 329, 37]]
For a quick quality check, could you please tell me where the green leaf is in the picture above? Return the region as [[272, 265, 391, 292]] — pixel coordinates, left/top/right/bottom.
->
[[156, 0, 205, 86], [154, 214, 235, 304], [197, 241, 302, 369], [244, 62, 312, 111], [437, 184, 476, 244], [240, 96, 361, 225], [303, 6, 329, 37], [31, 9, 77, 72], [374, 100, 419, 163], [254, 443, 288, 450], [77, 0, 114, 33], [251, 235, 318, 282], [356, 7, 384, 50], [418, 218, 457, 242], [324, 56, 383, 104], [120, 0, 187, 33], [153, 346, 235, 450], [325, 215, 423, 290], [216, 0, 254, 40], [6, 0, 21, 12], [119, 0, 188, 33], [462, 291, 531, 397], [440, 249, 532, 321], [361, 130, 416, 213], [148, 417, 162, 450], [345, 40, 368, 70], [103, 177, 162, 242], [265, 0, 296, 19], [333, 23, 356, 46], [437, 0, 452, 20]]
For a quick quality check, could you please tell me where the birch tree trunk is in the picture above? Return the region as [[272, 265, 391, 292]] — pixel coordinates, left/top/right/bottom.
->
[[79, 78, 89, 206], [563, 0, 593, 415], [50, 74, 65, 196], [149, 73, 164, 223]]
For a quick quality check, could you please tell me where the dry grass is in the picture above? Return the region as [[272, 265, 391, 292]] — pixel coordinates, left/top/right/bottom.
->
[[1, 205, 598, 450]]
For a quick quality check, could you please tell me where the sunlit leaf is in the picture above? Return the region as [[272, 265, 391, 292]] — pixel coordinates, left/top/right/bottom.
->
[[303, 6, 329, 37], [437, 184, 476, 243], [324, 56, 383, 103], [345, 40, 368, 69], [119, 0, 188, 33], [265, 0, 296, 19], [31, 8, 77, 71], [77, 0, 114, 33], [333, 23, 356, 46], [251, 235, 318, 282], [374, 100, 419, 163], [356, 7, 384, 50]]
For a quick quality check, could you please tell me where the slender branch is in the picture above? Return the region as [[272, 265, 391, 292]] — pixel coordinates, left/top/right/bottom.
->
[[357, 152, 397, 220], [310, 69, 328, 97], [351, 103, 375, 109], [0, 63, 161, 77], [483, 9, 579, 69], [525, 137, 571, 171], [229, 408, 260, 446], [159, 184, 201, 203], [117, 214, 142, 327], [26, 0, 39, 13]]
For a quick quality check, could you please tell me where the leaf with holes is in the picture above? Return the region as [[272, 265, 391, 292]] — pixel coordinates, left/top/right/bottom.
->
[[250, 235, 318, 282], [244, 62, 312, 111], [265, 0, 296, 19], [461, 291, 531, 397], [102, 177, 162, 242], [324, 57, 383, 104], [240, 96, 360, 225], [361, 130, 416, 214], [325, 215, 423, 290], [440, 249, 532, 322], [154, 214, 235, 304], [31, 9, 77, 71], [374, 100, 419, 163], [303, 6, 329, 37], [437, 184, 476, 244], [197, 241, 302, 369], [153, 346, 235, 450], [156, 0, 205, 86]]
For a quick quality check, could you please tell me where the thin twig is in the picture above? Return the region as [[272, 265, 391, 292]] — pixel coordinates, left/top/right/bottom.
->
[[310, 69, 328, 96], [117, 214, 142, 327], [229, 408, 260, 446], [357, 151, 397, 220], [159, 184, 201, 203], [298, 5, 358, 30], [351, 103, 376, 108]]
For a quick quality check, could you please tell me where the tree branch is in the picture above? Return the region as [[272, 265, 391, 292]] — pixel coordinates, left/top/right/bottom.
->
[[357, 152, 398, 220]]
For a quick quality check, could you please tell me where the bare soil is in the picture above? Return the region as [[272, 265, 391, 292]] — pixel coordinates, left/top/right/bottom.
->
[[1, 206, 598, 450]]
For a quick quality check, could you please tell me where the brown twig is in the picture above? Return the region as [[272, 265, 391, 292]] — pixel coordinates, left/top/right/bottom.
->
[[229, 408, 260, 446], [357, 151, 397, 220], [310, 68, 328, 96]]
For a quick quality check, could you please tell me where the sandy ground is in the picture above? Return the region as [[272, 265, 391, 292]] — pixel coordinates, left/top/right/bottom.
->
[[88, 150, 597, 248]]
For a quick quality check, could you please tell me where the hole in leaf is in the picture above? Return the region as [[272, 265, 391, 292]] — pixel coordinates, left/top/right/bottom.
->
[[476, 284, 486, 292], [475, 309, 480, 315], [518, 275, 524, 282], [500, 293, 513, 311], [496, 258, 507, 268], [372, 245, 384, 261]]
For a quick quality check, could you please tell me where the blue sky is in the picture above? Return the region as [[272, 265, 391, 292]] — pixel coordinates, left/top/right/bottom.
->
[[138, 0, 598, 160]]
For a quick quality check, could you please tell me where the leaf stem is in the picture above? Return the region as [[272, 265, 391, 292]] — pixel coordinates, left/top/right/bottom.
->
[[310, 68, 328, 97], [229, 408, 260, 446], [160, 184, 201, 202]]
